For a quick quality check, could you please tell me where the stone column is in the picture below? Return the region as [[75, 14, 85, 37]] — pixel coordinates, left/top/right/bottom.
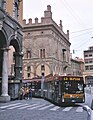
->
[[14, 52, 23, 80], [0, 48, 10, 102]]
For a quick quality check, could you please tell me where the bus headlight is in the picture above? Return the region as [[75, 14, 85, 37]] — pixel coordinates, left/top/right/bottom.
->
[[78, 84, 83, 91], [83, 98, 85, 102]]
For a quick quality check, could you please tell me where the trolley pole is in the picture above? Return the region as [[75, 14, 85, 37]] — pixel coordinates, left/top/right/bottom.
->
[[41, 75, 44, 97]]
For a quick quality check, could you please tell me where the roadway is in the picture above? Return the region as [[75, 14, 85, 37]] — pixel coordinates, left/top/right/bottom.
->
[[0, 87, 93, 120]]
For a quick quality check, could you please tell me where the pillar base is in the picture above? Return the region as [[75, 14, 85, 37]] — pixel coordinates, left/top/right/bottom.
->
[[0, 95, 10, 103]]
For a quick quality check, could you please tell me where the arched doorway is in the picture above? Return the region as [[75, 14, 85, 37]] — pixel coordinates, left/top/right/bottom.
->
[[7, 38, 23, 100]]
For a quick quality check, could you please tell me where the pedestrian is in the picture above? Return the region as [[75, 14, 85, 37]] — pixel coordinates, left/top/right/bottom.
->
[[19, 87, 24, 100], [29, 88, 32, 99], [24, 87, 27, 99], [26, 87, 29, 99]]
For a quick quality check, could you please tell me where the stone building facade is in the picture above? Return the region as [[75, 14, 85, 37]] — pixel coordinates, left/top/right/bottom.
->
[[83, 46, 93, 85], [0, 0, 23, 102], [23, 5, 71, 80], [71, 57, 84, 76]]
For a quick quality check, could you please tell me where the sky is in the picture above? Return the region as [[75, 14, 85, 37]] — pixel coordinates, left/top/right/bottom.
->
[[23, 0, 93, 59]]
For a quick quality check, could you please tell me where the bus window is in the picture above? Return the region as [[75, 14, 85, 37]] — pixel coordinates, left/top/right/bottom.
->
[[63, 81, 84, 94]]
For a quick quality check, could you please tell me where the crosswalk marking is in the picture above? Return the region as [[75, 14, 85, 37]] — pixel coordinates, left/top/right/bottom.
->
[[0, 102, 84, 112], [8, 104, 28, 109], [18, 104, 38, 109], [0, 103, 22, 109], [62, 107, 73, 111], [39, 104, 54, 110], [76, 107, 83, 112], [0, 110, 6, 112], [50, 106, 60, 111], [27, 104, 46, 110]]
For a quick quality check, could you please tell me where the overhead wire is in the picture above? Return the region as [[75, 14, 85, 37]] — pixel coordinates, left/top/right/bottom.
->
[[70, 31, 93, 38], [71, 37, 93, 53], [62, 0, 86, 27], [60, 0, 93, 54], [70, 27, 93, 34]]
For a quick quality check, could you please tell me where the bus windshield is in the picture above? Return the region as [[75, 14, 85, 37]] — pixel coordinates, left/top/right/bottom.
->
[[63, 80, 84, 94]]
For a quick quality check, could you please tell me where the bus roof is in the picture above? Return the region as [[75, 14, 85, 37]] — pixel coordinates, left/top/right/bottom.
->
[[45, 74, 83, 81]]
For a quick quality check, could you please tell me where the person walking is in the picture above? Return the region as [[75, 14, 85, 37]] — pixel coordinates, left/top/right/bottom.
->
[[29, 88, 32, 99], [19, 87, 24, 100], [24, 87, 28, 99]]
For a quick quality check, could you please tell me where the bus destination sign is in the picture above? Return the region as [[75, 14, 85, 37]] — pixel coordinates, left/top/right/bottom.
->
[[63, 77, 80, 81]]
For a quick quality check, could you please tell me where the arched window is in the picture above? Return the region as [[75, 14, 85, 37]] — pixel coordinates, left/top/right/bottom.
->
[[41, 64, 45, 71], [15, 2, 18, 19], [27, 66, 31, 78], [26, 50, 31, 58], [40, 49, 45, 58], [13, 0, 19, 20]]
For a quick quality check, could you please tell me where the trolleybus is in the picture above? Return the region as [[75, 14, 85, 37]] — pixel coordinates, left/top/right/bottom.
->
[[44, 75, 85, 105]]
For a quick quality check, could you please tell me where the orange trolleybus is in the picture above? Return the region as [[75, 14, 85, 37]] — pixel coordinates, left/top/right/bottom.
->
[[44, 75, 85, 105]]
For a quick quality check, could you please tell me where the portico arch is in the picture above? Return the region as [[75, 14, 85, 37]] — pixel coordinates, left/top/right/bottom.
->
[[0, 7, 23, 102]]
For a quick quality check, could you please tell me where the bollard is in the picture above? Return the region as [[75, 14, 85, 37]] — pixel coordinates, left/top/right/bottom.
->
[[83, 105, 93, 120]]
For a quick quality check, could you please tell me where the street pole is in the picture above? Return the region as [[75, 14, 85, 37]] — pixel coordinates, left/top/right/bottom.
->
[[41, 75, 44, 97]]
